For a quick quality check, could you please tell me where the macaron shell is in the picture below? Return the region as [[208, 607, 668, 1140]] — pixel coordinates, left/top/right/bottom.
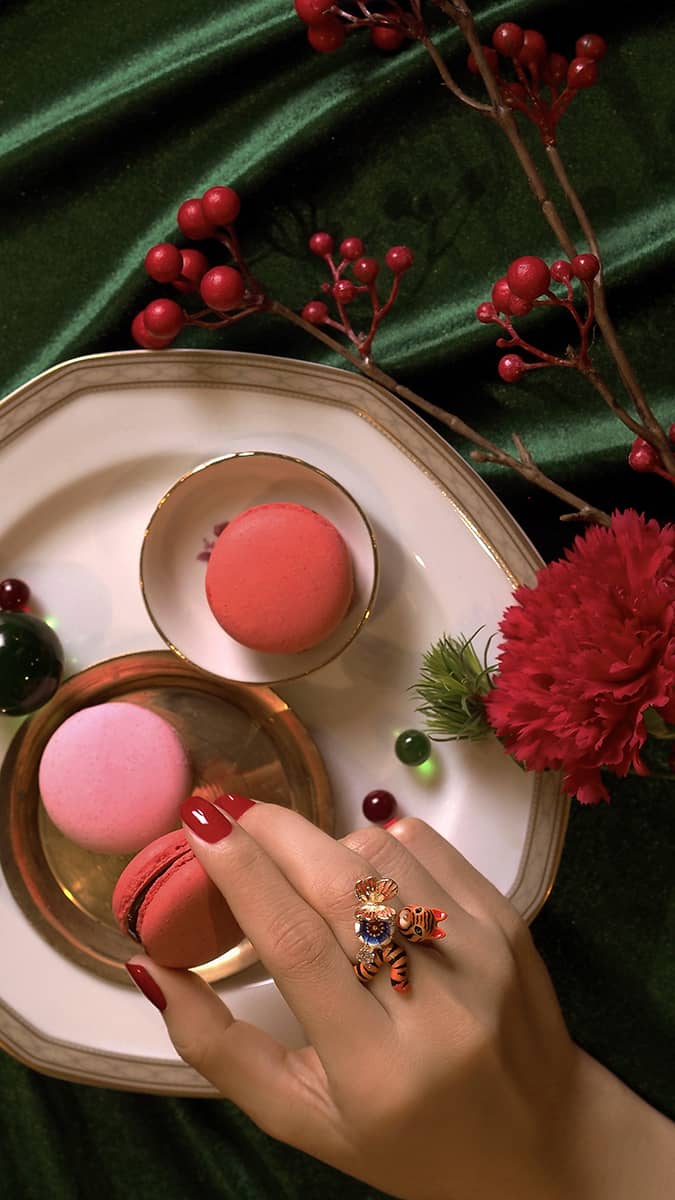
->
[[112, 829, 243, 969], [38, 701, 192, 854], [205, 501, 354, 654], [112, 829, 189, 928]]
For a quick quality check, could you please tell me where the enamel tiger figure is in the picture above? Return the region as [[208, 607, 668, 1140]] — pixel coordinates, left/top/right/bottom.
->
[[353, 877, 447, 993]]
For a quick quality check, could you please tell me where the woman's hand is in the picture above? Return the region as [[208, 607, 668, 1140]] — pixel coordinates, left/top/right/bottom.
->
[[127, 798, 674, 1200]]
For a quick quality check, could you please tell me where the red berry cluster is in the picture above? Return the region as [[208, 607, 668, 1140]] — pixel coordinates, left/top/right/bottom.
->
[[132, 186, 264, 349], [629, 426, 675, 480], [476, 253, 600, 381], [293, 1, 414, 55], [302, 232, 414, 359], [468, 24, 607, 145]]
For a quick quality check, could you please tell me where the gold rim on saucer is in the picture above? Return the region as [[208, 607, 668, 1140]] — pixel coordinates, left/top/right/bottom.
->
[[139, 450, 380, 685], [0, 650, 333, 985]]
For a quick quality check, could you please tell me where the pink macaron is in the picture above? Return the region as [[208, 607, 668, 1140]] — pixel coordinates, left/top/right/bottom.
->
[[205, 501, 354, 654], [112, 827, 242, 968], [38, 701, 192, 854]]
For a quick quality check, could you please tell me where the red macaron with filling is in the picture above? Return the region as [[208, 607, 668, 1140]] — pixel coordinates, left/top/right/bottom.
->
[[112, 826, 242, 968]]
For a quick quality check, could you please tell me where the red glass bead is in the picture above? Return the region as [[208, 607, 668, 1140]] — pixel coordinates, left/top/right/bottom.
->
[[668, 423, 675, 445], [362, 789, 396, 823], [0, 578, 30, 611]]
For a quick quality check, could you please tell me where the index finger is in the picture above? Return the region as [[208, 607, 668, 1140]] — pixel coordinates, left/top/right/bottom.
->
[[179, 796, 385, 1063]]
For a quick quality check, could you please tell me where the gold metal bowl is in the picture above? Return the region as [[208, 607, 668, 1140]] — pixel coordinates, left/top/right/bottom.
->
[[0, 650, 332, 984]]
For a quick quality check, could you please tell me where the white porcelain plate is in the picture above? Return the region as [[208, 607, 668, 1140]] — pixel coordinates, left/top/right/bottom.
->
[[0, 350, 566, 1096], [141, 451, 378, 684]]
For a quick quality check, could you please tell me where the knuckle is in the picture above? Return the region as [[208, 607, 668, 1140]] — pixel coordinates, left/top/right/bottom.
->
[[499, 904, 533, 956], [265, 908, 336, 981], [341, 827, 391, 862], [171, 1028, 217, 1079], [342, 826, 419, 883], [319, 879, 361, 923], [222, 834, 267, 885], [387, 816, 428, 848]]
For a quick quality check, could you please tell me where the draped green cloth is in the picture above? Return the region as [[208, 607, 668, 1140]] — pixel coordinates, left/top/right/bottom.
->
[[1, 2, 673, 1196]]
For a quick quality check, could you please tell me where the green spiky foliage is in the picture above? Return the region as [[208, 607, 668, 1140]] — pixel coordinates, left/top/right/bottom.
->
[[413, 630, 496, 742]]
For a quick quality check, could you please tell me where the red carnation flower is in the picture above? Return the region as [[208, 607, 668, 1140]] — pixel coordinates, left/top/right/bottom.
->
[[486, 510, 675, 804]]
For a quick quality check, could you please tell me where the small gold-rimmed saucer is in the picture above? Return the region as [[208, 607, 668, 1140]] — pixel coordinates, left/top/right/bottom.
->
[[140, 451, 379, 685], [0, 650, 332, 985]]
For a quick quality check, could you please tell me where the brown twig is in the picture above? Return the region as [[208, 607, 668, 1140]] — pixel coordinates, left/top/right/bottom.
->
[[545, 145, 675, 474], [430, 0, 675, 475], [269, 299, 611, 524]]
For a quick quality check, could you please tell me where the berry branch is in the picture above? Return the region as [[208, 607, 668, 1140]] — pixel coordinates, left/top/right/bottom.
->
[[132, 187, 611, 525], [476, 253, 674, 477], [292, 2, 675, 478], [129, 9, 675, 521], [301, 233, 412, 363]]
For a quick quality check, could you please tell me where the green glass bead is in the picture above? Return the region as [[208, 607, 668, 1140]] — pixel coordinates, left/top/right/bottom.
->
[[0, 612, 64, 716], [395, 728, 432, 766]]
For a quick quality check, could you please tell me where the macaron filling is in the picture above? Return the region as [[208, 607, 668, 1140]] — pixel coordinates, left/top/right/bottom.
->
[[124, 846, 193, 941]]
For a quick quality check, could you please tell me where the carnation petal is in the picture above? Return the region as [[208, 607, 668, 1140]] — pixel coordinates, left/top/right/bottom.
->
[[488, 511, 675, 803]]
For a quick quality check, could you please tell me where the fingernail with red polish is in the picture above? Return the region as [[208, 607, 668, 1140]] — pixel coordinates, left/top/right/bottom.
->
[[125, 962, 167, 1012], [181, 796, 233, 843], [216, 794, 256, 821]]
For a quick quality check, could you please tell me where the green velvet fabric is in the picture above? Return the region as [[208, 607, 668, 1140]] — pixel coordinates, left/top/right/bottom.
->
[[1, 2, 673, 1197]]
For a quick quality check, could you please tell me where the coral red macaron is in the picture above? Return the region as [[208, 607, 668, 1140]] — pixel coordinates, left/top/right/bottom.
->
[[38, 701, 192, 854], [205, 501, 353, 654], [112, 828, 242, 968]]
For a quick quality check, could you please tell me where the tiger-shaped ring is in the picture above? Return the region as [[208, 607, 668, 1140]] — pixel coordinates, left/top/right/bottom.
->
[[352, 876, 447, 993]]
